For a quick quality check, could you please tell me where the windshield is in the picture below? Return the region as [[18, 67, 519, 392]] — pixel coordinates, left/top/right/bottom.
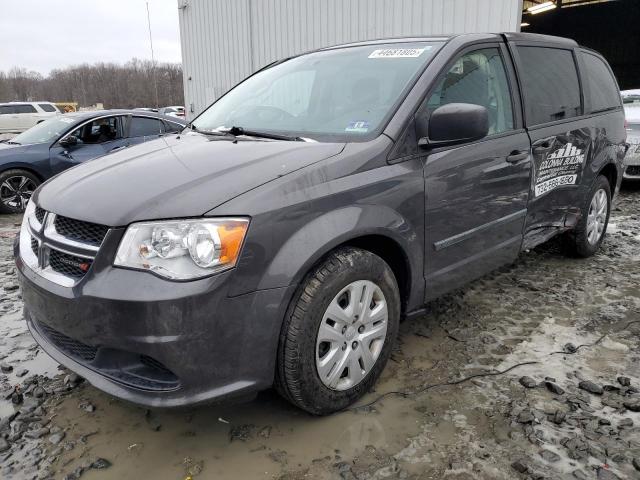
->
[[11, 115, 79, 144], [192, 42, 443, 141]]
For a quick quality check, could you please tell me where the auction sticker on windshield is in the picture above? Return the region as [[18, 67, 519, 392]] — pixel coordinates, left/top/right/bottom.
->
[[345, 121, 370, 133], [368, 47, 430, 58], [534, 142, 586, 197]]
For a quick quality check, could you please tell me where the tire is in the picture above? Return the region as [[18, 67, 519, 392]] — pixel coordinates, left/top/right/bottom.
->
[[275, 247, 400, 415], [0, 169, 40, 214], [564, 175, 611, 257]]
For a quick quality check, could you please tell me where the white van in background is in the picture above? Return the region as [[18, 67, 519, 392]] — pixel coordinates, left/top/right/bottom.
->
[[0, 102, 60, 133]]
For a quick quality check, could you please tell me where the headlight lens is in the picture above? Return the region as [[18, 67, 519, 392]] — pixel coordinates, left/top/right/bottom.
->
[[114, 218, 249, 280]]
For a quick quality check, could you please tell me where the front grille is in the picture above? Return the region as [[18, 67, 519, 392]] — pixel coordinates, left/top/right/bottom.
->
[[38, 322, 98, 362], [627, 165, 640, 176], [35, 206, 46, 224], [49, 250, 93, 278], [30, 237, 38, 256], [54, 215, 109, 246]]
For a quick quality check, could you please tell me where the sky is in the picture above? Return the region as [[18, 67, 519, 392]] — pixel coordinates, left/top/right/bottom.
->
[[0, 0, 182, 75]]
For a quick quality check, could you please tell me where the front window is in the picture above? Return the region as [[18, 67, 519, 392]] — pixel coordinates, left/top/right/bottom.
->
[[10, 116, 79, 144], [193, 42, 443, 141], [69, 116, 123, 144]]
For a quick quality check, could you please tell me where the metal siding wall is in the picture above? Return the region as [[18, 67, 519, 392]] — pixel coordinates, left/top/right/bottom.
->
[[178, 0, 522, 118]]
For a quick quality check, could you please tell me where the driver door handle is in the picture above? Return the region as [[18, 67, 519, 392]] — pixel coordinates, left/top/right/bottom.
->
[[110, 145, 126, 152], [506, 150, 529, 163]]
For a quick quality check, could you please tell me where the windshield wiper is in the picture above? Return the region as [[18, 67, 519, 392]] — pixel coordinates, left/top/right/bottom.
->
[[185, 123, 231, 137], [223, 126, 303, 142]]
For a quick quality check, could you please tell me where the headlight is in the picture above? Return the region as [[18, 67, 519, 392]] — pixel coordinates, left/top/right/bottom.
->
[[114, 218, 249, 280]]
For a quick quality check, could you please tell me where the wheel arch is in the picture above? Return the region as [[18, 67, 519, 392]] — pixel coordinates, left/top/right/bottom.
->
[[254, 205, 424, 316], [0, 165, 45, 182], [598, 162, 618, 194]]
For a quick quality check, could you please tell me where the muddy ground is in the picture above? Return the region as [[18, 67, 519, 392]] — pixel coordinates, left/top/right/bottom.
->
[[0, 187, 639, 480]]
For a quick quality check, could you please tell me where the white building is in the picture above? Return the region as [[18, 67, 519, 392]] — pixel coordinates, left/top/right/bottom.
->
[[178, 0, 523, 119]]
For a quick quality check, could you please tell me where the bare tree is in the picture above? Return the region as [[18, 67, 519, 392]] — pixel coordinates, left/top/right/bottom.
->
[[0, 60, 183, 108]]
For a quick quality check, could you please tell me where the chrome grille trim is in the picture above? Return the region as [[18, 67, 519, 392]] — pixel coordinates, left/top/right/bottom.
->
[[20, 206, 110, 287]]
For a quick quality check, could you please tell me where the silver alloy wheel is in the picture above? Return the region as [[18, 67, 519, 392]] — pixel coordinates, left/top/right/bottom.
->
[[586, 188, 608, 245], [0, 175, 37, 211], [315, 280, 388, 391]]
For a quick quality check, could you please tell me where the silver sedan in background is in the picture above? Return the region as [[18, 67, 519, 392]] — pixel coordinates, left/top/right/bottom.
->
[[623, 90, 640, 180]]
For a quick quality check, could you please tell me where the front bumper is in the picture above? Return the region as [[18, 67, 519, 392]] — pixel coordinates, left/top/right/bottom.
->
[[15, 239, 293, 408]]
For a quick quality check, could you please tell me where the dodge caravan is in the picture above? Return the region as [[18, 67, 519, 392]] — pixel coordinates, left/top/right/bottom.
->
[[15, 33, 626, 414]]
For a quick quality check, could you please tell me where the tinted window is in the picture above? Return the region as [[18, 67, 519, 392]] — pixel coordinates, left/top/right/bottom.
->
[[426, 48, 514, 135], [38, 103, 57, 112], [582, 53, 620, 113], [129, 117, 164, 137], [0, 106, 14, 115], [517, 46, 582, 125], [14, 104, 37, 114]]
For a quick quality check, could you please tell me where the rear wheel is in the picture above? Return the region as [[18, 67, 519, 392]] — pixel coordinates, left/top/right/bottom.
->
[[564, 175, 611, 257], [275, 247, 400, 415], [0, 169, 40, 214]]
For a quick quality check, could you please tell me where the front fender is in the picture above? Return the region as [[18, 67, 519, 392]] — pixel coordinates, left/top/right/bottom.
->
[[262, 204, 420, 290]]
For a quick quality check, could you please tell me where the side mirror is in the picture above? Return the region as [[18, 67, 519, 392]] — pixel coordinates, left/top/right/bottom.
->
[[417, 103, 489, 149], [59, 135, 78, 147]]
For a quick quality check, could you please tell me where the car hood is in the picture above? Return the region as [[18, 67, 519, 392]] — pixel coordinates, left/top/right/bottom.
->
[[34, 133, 345, 226], [0, 142, 33, 155]]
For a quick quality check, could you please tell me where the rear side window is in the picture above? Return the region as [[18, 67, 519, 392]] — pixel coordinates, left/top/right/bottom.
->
[[582, 53, 621, 113], [129, 117, 164, 137], [0, 106, 14, 115], [14, 104, 38, 114], [516, 46, 582, 126], [38, 103, 57, 112]]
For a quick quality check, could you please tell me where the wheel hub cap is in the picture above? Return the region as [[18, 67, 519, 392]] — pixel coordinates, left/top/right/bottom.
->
[[0, 175, 36, 210], [586, 188, 608, 245], [315, 280, 388, 391]]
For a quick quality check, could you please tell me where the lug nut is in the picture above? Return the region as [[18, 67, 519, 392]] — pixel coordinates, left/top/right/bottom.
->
[[342, 326, 347, 334], [358, 325, 365, 333], [342, 343, 347, 351], [352, 341, 358, 349]]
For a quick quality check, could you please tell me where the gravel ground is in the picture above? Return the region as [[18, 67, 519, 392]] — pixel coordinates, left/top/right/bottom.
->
[[0, 186, 639, 480]]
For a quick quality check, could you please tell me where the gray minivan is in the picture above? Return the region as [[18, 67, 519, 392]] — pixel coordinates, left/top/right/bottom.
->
[[16, 33, 626, 414]]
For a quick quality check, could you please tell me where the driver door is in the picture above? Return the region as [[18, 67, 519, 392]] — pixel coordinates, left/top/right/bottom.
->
[[49, 115, 127, 175], [421, 44, 532, 300]]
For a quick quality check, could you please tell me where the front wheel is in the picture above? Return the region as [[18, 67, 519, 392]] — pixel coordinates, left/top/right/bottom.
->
[[0, 169, 40, 214], [564, 175, 611, 257], [275, 247, 400, 415]]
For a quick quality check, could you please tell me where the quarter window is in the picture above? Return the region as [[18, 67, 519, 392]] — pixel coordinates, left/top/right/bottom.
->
[[582, 52, 621, 113], [38, 103, 57, 112], [516, 46, 582, 126], [425, 48, 514, 135], [0, 106, 13, 115], [129, 117, 164, 137]]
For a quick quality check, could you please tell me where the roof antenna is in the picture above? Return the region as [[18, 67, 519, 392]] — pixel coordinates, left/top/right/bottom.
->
[[146, 1, 160, 109]]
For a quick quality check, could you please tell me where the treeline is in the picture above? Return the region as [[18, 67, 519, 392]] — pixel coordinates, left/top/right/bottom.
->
[[0, 59, 184, 109]]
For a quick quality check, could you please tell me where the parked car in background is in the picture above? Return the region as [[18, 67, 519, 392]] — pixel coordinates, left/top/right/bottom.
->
[[158, 106, 185, 118], [0, 102, 60, 134], [16, 33, 625, 415], [134, 107, 159, 113], [622, 89, 640, 105], [0, 110, 185, 213], [624, 101, 640, 180]]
